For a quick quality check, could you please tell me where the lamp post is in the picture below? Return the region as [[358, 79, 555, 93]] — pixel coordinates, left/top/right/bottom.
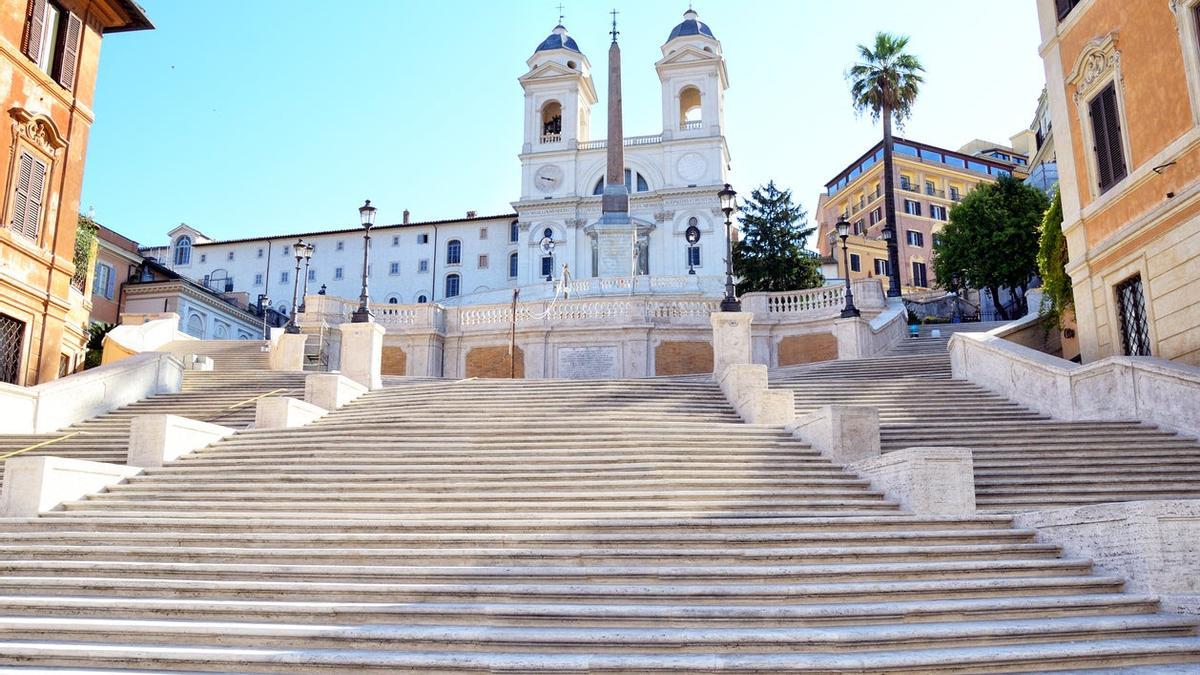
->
[[685, 224, 700, 275], [351, 199, 377, 323], [258, 293, 270, 339], [718, 183, 740, 312], [285, 238, 306, 334], [298, 242, 314, 314], [835, 219, 860, 318]]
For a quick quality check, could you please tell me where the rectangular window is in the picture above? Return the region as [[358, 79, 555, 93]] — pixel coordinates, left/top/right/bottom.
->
[[389, 262, 400, 275], [911, 261, 928, 287], [930, 204, 947, 221], [418, 233, 429, 244], [904, 200, 921, 216], [418, 259, 429, 273], [687, 245, 701, 267], [478, 254, 488, 269], [254, 273, 263, 286], [1089, 82, 1128, 193], [308, 269, 316, 281], [445, 274, 460, 298], [510, 222, 520, 243], [280, 271, 289, 284], [334, 267, 343, 280], [853, 219, 865, 235], [23, 0, 83, 90], [933, 234, 943, 248], [924, 180, 935, 195], [392, 235, 399, 246], [906, 230, 925, 247], [849, 253, 861, 273], [944, 156, 966, 169], [10, 151, 48, 241], [1056, 0, 1082, 21], [92, 263, 114, 300], [899, 175, 913, 190], [336, 241, 344, 251], [949, 186, 961, 201], [1115, 274, 1151, 356], [257, 248, 263, 258], [541, 255, 554, 278], [508, 253, 519, 278], [874, 258, 890, 276], [869, 208, 882, 226], [199, 254, 206, 263], [227, 251, 234, 261], [479, 227, 488, 240]]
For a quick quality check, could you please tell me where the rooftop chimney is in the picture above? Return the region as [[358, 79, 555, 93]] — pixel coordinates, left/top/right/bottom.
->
[[403, 209, 410, 224], [466, 210, 477, 219]]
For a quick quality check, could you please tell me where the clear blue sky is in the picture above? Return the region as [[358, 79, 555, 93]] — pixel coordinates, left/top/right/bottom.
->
[[81, 0, 1045, 246]]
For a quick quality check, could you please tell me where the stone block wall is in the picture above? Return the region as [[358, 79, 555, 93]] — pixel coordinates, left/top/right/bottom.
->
[[382, 346, 407, 376], [654, 341, 713, 376], [465, 345, 525, 379], [777, 332, 838, 367]]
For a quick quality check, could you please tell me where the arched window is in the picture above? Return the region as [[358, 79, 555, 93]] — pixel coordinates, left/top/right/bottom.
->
[[508, 251, 519, 278], [387, 296, 400, 304], [417, 294, 428, 304], [446, 239, 462, 265], [445, 273, 461, 298], [679, 86, 702, 129], [592, 169, 649, 195], [540, 101, 562, 142], [174, 236, 192, 266], [213, 323, 229, 340], [510, 220, 520, 243]]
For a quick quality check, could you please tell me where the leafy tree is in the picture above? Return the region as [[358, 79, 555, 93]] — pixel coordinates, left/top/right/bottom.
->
[[932, 176, 1050, 321], [84, 321, 115, 370], [847, 32, 924, 297], [732, 181, 822, 294], [72, 214, 99, 291], [1036, 188, 1072, 327]]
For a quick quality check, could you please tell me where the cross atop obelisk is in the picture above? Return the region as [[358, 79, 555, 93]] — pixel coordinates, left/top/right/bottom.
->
[[600, 7, 628, 222]]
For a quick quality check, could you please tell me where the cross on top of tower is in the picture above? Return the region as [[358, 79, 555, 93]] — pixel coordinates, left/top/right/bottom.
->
[[610, 8, 619, 43], [556, 3, 565, 25]]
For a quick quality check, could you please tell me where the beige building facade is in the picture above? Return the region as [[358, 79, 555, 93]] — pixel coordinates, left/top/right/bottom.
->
[[1037, 0, 1200, 365]]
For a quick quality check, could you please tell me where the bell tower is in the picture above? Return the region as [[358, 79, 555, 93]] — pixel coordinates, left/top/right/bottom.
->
[[519, 24, 597, 154], [656, 9, 728, 140]]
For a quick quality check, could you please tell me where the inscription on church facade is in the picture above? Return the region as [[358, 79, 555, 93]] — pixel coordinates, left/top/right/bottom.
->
[[557, 345, 621, 379]]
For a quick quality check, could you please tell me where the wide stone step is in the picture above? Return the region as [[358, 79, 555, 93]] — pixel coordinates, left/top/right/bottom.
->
[[91, 487, 883, 502], [7, 635, 1199, 672], [0, 593, 1155, 627]]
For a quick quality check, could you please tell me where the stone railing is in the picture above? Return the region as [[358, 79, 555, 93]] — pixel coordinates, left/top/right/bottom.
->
[[950, 332, 1200, 439], [577, 134, 663, 151], [742, 280, 886, 319], [371, 304, 447, 332], [446, 295, 720, 332]]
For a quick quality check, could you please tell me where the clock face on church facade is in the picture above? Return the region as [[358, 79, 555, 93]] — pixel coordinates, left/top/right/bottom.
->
[[534, 164, 564, 193]]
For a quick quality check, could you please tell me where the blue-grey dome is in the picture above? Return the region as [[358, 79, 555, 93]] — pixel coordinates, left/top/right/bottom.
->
[[536, 25, 581, 53], [668, 10, 715, 41]]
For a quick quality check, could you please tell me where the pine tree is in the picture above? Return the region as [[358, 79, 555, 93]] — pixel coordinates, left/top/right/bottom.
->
[[732, 181, 823, 294]]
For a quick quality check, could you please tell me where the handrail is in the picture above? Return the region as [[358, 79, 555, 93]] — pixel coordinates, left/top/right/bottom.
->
[[0, 431, 86, 462], [202, 388, 287, 423]]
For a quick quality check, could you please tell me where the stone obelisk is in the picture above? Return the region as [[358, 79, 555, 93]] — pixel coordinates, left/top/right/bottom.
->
[[595, 11, 634, 278]]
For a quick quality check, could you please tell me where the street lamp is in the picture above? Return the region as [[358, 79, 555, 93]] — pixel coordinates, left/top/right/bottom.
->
[[298, 242, 314, 313], [351, 199, 377, 323], [285, 238, 306, 334], [685, 224, 701, 275], [718, 183, 740, 312], [835, 219, 860, 318]]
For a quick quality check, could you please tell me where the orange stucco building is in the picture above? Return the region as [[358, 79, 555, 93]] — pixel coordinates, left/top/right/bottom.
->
[[0, 0, 150, 384], [1038, 0, 1200, 364]]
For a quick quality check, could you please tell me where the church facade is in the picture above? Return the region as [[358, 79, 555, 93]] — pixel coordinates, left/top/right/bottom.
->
[[140, 11, 733, 318]]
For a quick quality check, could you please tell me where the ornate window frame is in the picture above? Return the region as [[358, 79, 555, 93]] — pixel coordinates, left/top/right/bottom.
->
[[1067, 32, 1133, 200], [4, 108, 66, 247], [1171, 0, 1200, 124]]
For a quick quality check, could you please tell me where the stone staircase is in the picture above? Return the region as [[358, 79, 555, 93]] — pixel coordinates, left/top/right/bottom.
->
[[0, 341, 305, 482], [0, 377, 1197, 670], [773, 343, 1200, 512]]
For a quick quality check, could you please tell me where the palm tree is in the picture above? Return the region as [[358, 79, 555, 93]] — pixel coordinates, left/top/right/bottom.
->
[[847, 32, 924, 297]]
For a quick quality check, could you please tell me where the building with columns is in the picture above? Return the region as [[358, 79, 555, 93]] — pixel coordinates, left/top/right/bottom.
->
[[140, 10, 734, 318]]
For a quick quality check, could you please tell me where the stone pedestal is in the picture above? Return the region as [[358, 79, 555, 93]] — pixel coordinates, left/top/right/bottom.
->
[[787, 405, 880, 464], [305, 373, 367, 411], [850, 447, 976, 516], [128, 414, 236, 468], [269, 333, 307, 372], [339, 321, 386, 390], [710, 312, 753, 378], [0, 457, 141, 516], [255, 397, 327, 429]]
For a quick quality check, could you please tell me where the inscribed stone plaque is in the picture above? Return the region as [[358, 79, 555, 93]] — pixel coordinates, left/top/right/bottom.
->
[[557, 345, 620, 379]]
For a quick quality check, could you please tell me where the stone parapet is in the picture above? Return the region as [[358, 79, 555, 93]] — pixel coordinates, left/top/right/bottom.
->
[[0, 457, 141, 517], [717, 364, 794, 425], [304, 373, 367, 411], [339, 322, 386, 390], [268, 333, 307, 372], [710, 311, 753, 378], [127, 415, 236, 468], [832, 300, 909, 360], [850, 447, 976, 516], [950, 332, 1200, 438], [787, 405, 880, 464], [1014, 500, 1200, 615]]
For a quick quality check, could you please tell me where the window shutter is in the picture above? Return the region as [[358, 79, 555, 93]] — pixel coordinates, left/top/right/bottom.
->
[[11, 154, 33, 235], [1100, 85, 1127, 186], [57, 12, 83, 91], [22, 0, 47, 61], [1089, 93, 1112, 190], [22, 156, 48, 240]]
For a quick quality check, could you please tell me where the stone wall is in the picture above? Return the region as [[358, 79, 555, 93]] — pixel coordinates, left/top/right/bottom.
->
[[465, 346, 525, 379], [381, 346, 407, 376], [777, 332, 837, 367], [654, 341, 712, 376]]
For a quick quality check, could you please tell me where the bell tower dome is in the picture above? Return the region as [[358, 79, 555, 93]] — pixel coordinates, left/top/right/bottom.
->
[[656, 9, 728, 139], [519, 24, 597, 153]]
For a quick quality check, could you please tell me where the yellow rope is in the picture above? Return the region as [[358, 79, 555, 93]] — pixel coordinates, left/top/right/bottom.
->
[[0, 431, 85, 462]]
